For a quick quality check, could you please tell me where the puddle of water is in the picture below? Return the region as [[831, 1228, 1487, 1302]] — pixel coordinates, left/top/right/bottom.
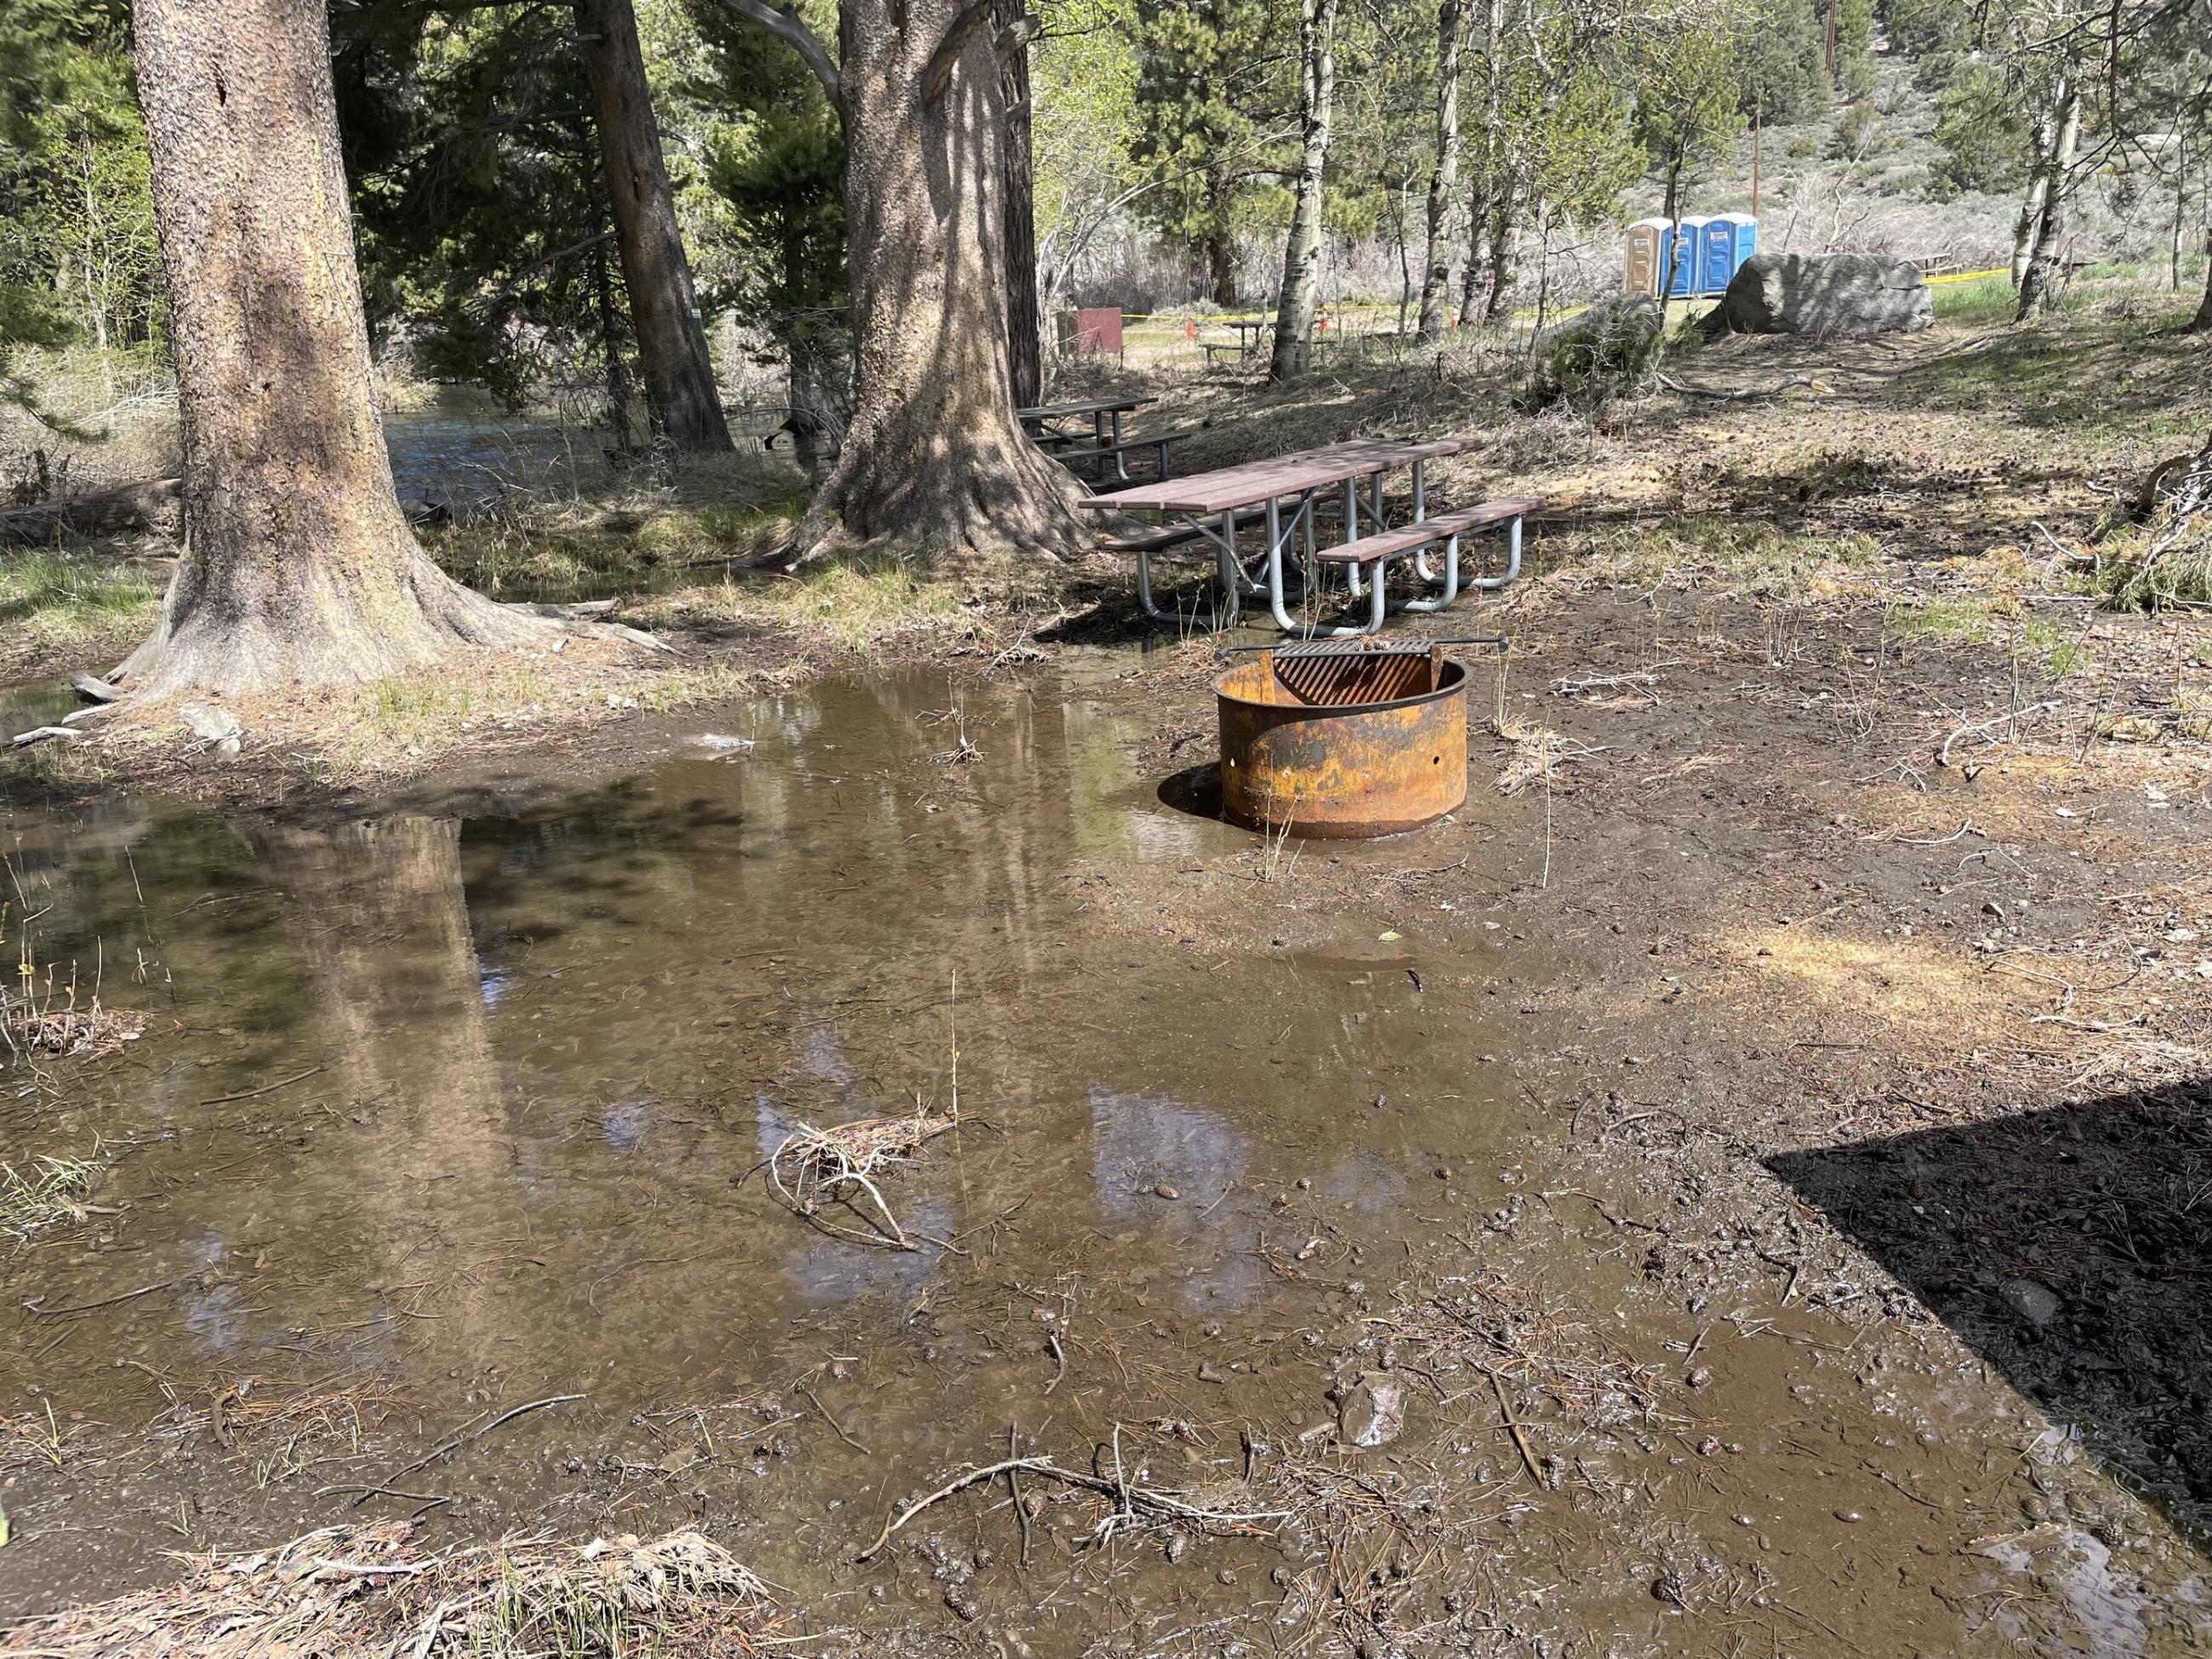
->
[[1, 656, 2204, 1653]]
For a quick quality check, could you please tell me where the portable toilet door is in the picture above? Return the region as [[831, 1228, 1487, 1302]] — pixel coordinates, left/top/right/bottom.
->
[[1624, 218, 1671, 297], [1705, 213, 1756, 293], [1669, 216, 1713, 298]]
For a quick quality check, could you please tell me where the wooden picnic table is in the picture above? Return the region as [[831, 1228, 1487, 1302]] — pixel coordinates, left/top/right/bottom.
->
[[1018, 396, 1161, 484], [1077, 436, 1493, 636]]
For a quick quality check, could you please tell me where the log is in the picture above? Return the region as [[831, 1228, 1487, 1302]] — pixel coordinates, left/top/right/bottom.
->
[[0, 478, 181, 545]]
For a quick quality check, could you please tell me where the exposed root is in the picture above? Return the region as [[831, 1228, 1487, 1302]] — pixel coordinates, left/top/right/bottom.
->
[[0, 1522, 784, 1659], [765, 1104, 958, 1249]]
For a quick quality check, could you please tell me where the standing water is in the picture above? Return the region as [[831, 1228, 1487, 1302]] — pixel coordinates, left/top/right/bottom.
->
[[0, 658, 2203, 1656]]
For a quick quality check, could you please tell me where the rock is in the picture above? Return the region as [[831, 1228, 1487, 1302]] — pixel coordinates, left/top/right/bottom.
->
[[70, 671, 124, 704], [691, 733, 755, 752], [1337, 1373, 1406, 1448], [2000, 1276, 2063, 1327], [179, 703, 241, 743], [1703, 253, 1934, 339]]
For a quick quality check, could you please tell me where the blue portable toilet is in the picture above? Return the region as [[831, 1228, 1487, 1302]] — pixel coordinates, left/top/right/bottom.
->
[[1668, 216, 1713, 297], [1703, 213, 1757, 293]]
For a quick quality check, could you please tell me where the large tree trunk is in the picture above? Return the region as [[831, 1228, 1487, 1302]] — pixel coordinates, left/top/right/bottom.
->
[[1416, 0, 1462, 344], [574, 0, 733, 452], [1268, 0, 1341, 383], [2015, 72, 2080, 322], [121, 0, 556, 698], [798, 0, 1085, 555], [997, 0, 1042, 409], [2192, 230, 2212, 334]]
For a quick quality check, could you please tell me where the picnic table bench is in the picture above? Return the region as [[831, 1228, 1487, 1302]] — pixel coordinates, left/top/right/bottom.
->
[[1077, 436, 1536, 636], [1018, 396, 1194, 485]]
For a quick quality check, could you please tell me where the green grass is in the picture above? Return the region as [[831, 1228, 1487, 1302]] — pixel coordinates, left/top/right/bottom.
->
[[1890, 596, 1999, 641], [2016, 617, 2093, 678], [0, 550, 161, 661], [426, 500, 801, 603], [638, 548, 971, 654]]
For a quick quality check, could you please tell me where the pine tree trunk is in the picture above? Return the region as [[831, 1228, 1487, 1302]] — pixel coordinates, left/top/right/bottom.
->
[[2015, 73, 2079, 322], [997, 0, 1042, 409], [121, 0, 556, 698], [574, 0, 733, 452], [798, 0, 1085, 555], [2191, 229, 2212, 334], [1268, 0, 1340, 383], [1416, 0, 1463, 344], [1207, 168, 1240, 307]]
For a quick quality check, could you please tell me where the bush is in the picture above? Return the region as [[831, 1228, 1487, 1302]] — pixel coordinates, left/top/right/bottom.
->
[[1520, 294, 1667, 413]]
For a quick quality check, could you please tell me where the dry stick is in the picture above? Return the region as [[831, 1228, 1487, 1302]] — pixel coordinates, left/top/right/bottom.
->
[[198, 1064, 324, 1106], [1008, 1425, 1034, 1570], [1487, 1368, 1542, 1483], [855, 1456, 1288, 1562], [1937, 702, 2060, 767], [23, 1277, 180, 1316], [797, 1380, 872, 1454], [352, 1394, 584, 1506]]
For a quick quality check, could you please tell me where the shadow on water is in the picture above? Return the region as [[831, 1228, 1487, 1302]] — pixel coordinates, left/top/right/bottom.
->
[[1769, 1082, 2212, 1537]]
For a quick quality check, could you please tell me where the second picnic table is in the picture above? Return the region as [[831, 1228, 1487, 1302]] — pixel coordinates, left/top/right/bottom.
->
[[1017, 396, 1177, 484], [1075, 436, 1535, 636]]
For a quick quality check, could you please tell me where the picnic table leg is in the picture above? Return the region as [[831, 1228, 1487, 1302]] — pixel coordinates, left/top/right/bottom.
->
[[1466, 514, 1524, 591], [1217, 509, 1242, 625], [1109, 410, 1132, 482], [1410, 458, 1442, 587], [1266, 495, 1365, 638], [1396, 531, 1462, 613]]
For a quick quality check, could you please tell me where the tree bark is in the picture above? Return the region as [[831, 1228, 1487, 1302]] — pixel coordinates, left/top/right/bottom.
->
[[1206, 163, 1240, 306], [1480, 197, 1514, 324], [997, 0, 1042, 409], [1268, 0, 1340, 383], [1456, 0, 1502, 328], [1416, 0, 1462, 344], [2010, 98, 2055, 288], [574, 0, 733, 452], [791, 0, 1084, 555], [2015, 72, 2079, 322], [122, 0, 557, 697], [2191, 229, 2212, 334]]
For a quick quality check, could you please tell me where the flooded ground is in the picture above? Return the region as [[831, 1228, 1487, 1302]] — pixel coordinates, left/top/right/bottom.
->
[[3, 648, 2209, 1656]]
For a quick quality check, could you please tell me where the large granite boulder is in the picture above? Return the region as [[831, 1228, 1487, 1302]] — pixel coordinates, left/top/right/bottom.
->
[[1704, 252, 1933, 338]]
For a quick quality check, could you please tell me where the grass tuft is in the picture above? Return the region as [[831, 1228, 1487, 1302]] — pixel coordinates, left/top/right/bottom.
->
[[0, 1155, 97, 1240], [1576, 516, 1878, 597], [0, 550, 162, 662]]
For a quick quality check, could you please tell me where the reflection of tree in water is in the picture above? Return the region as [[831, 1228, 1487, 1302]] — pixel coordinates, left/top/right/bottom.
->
[[248, 817, 519, 1377]]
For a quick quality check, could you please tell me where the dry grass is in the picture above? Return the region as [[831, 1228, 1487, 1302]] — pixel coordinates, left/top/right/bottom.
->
[[0, 1522, 784, 1659], [765, 1103, 959, 1249], [0, 1155, 98, 1240]]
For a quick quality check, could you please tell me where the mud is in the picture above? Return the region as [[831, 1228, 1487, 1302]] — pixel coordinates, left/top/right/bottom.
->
[[3, 646, 2209, 1656]]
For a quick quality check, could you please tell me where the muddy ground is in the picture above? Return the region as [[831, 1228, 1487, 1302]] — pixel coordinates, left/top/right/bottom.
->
[[2, 298, 2211, 1656]]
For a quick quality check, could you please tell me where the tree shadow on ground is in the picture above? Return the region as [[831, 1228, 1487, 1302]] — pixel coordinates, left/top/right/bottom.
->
[[1768, 1081, 2212, 1542]]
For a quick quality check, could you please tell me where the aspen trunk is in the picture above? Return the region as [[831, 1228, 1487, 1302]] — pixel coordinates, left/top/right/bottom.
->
[[2010, 99, 2055, 288], [2015, 73, 2079, 321], [1416, 0, 1463, 344], [1268, 0, 1340, 382]]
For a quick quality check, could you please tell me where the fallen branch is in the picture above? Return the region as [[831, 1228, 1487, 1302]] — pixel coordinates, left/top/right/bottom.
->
[[857, 1453, 1288, 1561], [1656, 373, 1813, 401], [1937, 701, 2060, 767]]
